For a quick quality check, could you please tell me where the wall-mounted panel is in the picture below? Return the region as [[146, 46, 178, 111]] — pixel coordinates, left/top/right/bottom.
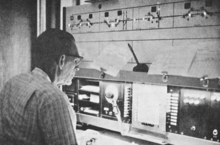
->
[[67, 12, 100, 33], [66, 8, 75, 33], [159, 3, 174, 28], [132, 40, 173, 64], [76, 42, 100, 61], [99, 9, 133, 32], [133, 6, 160, 30], [174, 0, 220, 27], [95, 0, 185, 12], [173, 39, 220, 51], [99, 41, 133, 63], [66, 3, 99, 15], [73, 26, 220, 42]]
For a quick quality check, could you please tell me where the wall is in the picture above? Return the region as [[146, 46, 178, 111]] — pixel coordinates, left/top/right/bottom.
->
[[64, 0, 220, 78], [0, 0, 37, 90]]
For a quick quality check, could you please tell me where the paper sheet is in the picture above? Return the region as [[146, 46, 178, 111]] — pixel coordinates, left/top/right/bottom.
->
[[90, 94, 100, 103], [188, 48, 220, 78], [83, 108, 99, 115], [148, 48, 197, 76], [78, 94, 90, 100], [133, 84, 167, 125], [80, 85, 100, 93], [93, 43, 132, 76]]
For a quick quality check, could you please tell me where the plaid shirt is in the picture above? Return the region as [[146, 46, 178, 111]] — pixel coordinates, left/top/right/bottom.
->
[[0, 68, 78, 145]]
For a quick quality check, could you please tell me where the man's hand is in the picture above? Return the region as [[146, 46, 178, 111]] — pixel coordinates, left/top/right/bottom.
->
[[77, 129, 100, 145]]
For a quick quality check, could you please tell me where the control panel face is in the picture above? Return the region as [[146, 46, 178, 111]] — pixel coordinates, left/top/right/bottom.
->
[[100, 81, 132, 123], [66, 78, 220, 144], [166, 87, 220, 142], [179, 89, 211, 139]]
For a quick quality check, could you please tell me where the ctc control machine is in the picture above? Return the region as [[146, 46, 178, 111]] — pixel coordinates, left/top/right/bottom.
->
[[64, 69, 220, 145], [63, 0, 220, 144]]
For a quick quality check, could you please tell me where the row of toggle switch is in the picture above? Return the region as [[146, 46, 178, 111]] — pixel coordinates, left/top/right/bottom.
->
[[124, 85, 132, 118], [211, 93, 220, 101], [169, 92, 179, 126], [183, 99, 201, 105], [183, 92, 220, 103]]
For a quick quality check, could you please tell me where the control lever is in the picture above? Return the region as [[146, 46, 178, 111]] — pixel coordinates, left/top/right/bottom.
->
[[128, 43, 149, 73]]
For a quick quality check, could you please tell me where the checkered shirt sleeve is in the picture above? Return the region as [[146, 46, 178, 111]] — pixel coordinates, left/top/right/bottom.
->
[[39, 90, 78, 145]]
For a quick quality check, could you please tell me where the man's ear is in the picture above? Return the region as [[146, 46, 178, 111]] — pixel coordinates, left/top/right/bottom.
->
[[58, 55, 66, 70]]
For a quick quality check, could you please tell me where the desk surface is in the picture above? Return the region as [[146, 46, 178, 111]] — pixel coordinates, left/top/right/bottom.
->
[[76, 125, 160, 145]]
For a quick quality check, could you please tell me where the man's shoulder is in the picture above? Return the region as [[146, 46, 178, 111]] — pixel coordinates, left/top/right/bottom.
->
[[32, 78, 66, 103], [5, 72, 64, 99], [7, 72, 30, 82], [1, 73, 32, 92]]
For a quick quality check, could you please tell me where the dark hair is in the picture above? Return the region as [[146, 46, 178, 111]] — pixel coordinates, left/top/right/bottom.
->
[[32, 28, 79, 70], [33, 29, 78, 56]]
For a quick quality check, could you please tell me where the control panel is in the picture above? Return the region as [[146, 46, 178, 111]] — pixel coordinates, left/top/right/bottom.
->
[[63, 74, 220, 145], [166, 87, 220, 143], [100, 81, 132, 123]]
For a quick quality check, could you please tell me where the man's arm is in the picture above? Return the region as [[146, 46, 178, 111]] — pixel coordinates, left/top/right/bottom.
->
[[39, 93, 78, 145]]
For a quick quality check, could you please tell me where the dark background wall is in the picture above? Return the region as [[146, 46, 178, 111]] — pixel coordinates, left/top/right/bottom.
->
[[46, 0, 61, 29], [0, 0, 37, 90]]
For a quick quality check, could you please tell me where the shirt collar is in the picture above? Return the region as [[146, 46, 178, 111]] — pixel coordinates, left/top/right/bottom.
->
[[32, 67, 51, 83]]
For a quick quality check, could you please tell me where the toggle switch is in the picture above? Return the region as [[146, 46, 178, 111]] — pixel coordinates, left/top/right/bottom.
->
[[213, 129, 218, 136], [191, 126, 196, 131]]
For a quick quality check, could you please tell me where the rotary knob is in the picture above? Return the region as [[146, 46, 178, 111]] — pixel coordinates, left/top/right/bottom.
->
[[191, 126, 196, 131], [213, 129, 218, 136]]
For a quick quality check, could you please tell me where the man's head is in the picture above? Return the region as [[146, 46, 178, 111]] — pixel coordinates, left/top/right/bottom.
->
[[32, 29, 83, 86]]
